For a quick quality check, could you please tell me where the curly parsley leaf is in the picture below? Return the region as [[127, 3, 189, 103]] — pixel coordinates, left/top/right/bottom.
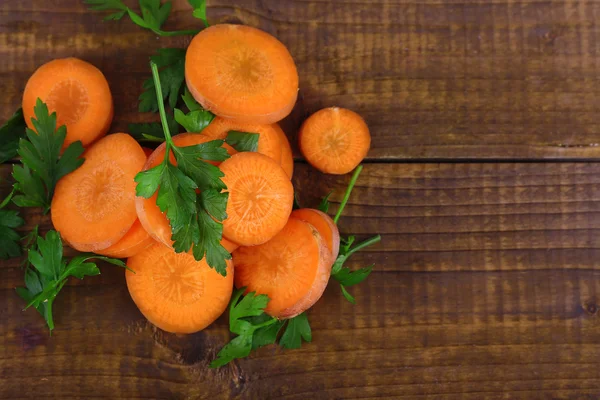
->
[[16, 230, 127, 331], [225, 131, 259, 152], [0, 108, 27, 163], [12, 99, 84, 213], [187, 0, 208, 27], [129, 111, 179, 143], [139, 48, 186, 113], [0, 188, 24, 259]]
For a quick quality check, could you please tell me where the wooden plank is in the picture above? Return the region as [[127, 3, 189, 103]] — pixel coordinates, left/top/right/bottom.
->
[[3, 0, 600, 160], [2, 163, 600, 399]]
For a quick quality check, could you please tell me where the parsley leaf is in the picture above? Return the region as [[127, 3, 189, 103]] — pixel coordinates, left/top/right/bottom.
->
[[134, 61, 231, 275], [12, 99, 84, 213], [174, 108, 214, 133], [225, 131, 259, 152], [317, 192, 332, 213], [187, 0, 209, 27], [128, 111, 179, 143], [85, 0, 200, 36], [0, 188, 24, 259], [182, 87, 201, 112], [139, 48, 186, 113], [0, 108, 26, 163], [279, 313, 312, 349], [16, 230, 128, 331]]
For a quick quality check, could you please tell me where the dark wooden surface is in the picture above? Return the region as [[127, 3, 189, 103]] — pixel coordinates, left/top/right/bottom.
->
[[2, 0, 600, 399]]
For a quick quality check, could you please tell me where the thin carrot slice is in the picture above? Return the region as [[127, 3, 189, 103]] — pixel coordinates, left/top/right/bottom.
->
[[299, 107, 371, 175], [220, 152, 293, 246], [135, 133, 237, 251], [291, 208, 340, 259], [233, 218, 333, 319], [95, 219, 155, 258], [186, 24, 299, 125], [273, 124, 294, 179], [23, 58, 113, 149], [126, 242, 234, 334], [202, 117, 282, 164], [51, 133, 146, 251]]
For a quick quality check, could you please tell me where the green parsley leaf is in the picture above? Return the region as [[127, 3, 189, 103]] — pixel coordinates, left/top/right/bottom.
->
[[17, 230, 127, 331], [225, 131, 259, 152], [251, 316, 285, 350], [279, 313, 312, 349], [0, 188, 24, 259], [0, 108, 27, 163], [174, 108, 214, 133], [139, 49, 186, 112], [128, 112, 179, 143], [187, 0, 209, 27], [12, 99, 84, 213], [182, 87, 201, 112], [317, 192, 332, 213], [20, 224, 39, 269]]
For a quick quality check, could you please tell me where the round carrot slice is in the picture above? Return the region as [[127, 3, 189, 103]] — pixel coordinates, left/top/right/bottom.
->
[[273, 124, 294, 179], [291, 208, 340, 259], [51, 133, 146, 252], [23, 58, 113, 149], [95, 219, 155, 258], [126, 242, 234, 334], [233, 218, 333, 319], [220, 152, 293, 246], [135, 133, 237, 252], [185, 24, 299, 125], [299, 107, 371, 175], [202, 117, 282, 164]]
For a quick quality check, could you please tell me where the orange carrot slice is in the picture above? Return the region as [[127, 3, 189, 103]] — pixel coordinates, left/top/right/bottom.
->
[[51, 133, 146, 251], [299, 107, 371, 175], [202, 117, 282, 164], [95, 219, 154, 258], [291, 208, 340, 259], [142, 147, 154, 158], [126, 242, 234, 334], [23, 58, 113, 149], [220, 152, 293, 246], [185, 24, 299, 124], [233, 218, 333, 319], [273, 124, 294, 179]]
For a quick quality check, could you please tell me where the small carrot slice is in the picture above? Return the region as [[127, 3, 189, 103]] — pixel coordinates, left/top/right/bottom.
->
[[202, 117, 282, 164], [273, 124, 294, 179], [299, 107, 371, 175], [233, 218, 333, 319], [135, 133, 237, 252], [291, 208, 340, 259], [95, 219, 154, 258], [186, 24, 299, 124], [220, 152, 293, 246], [23, 58, 113, 149], [51, 133, 146, 251], [126, 242, 234, 334]]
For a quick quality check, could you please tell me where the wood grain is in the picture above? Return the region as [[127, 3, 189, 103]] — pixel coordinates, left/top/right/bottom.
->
[[2, 163, 600, 399], [3, 0, 600, 160]]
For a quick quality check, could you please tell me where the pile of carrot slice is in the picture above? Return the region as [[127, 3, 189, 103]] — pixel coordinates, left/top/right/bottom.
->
[[25, 23, 372, 335]]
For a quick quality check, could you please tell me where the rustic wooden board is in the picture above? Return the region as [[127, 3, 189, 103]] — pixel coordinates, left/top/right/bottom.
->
[[2, 163, 600, 399], [3, 0, 600, 160]]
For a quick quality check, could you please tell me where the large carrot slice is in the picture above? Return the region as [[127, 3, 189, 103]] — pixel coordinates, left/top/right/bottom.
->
[[291, 208, 340, 259], [299, 107, 371, 175], [95, 219, 154, 258], [135, 133, 238, 252], [220, 152, 293, 246], [233, 218, 333, 319], [51, 133, 146, 251], [273, 124, 294, 179], [23, 58, 113, 149], [186, 24, 299, 124], [202, 117, 282, 164], [126, 242, 234, 334]]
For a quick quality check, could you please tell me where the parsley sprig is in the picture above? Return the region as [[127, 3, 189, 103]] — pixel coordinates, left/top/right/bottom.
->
[[0, 108, 26, 164], [0, 188, 25, 259], [16, 230, 128, 332], [210, 288, 312, 368], [134, 61, 231, 275]]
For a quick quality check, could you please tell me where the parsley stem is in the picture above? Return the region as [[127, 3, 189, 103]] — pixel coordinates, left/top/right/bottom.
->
[[253, 317, 278, 330], [346, 234, 381, 258], [333, 165, 363, 224], [149, 61, 175, 155], [155, 29, 201, 37]]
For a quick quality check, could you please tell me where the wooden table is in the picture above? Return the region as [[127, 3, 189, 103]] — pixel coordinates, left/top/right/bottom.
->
[[2, 0, 600, 398]]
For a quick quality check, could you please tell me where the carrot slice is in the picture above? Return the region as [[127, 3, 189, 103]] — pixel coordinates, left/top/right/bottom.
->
[[273, 124, 294, 179], [126, 242, 234, 334], [220, 152, 293, 246], [233, 218, 333, 319], [135, 133, 237, 252], [291, 208, 340, 259], [185, 24, 299, 125], [23, 58, 113, 149], [299, 107, 371, 175], [202, 117, 282, 164], [95, 219, 154, 258], [51, 133, 146, 251], [142, 147, 154, 158]]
